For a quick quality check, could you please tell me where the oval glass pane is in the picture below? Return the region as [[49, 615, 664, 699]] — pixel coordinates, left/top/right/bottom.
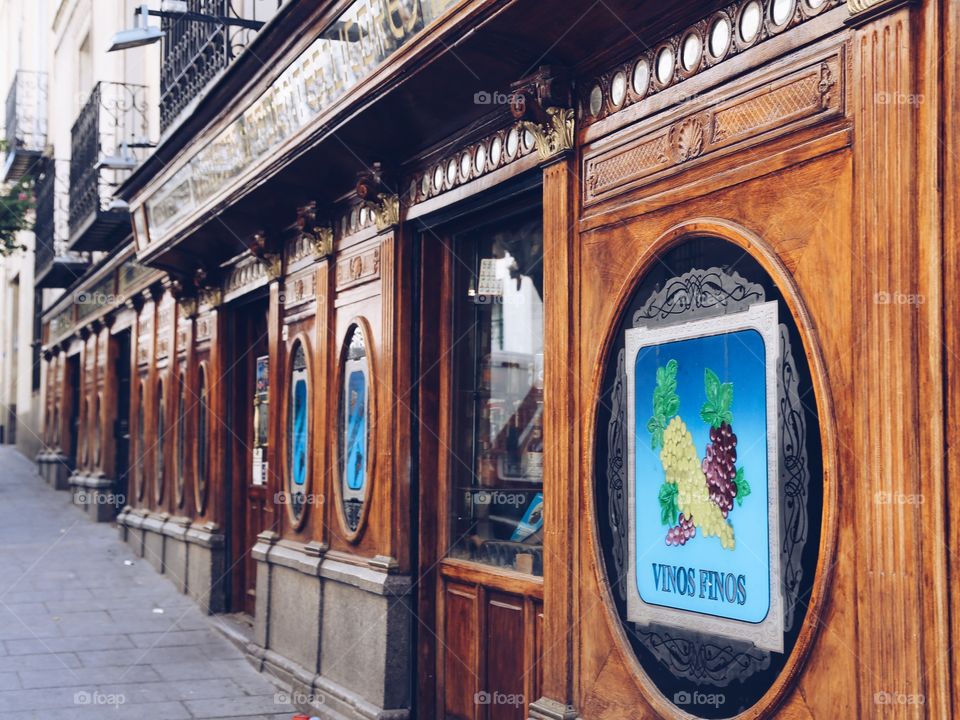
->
[[772, 0, 795, 25], [196, 368, 208, 512], [137, 383, 145, 500], [155, 381, 164, 502], [681, 33, 702, 71], [588, 84, 603, 116], [610, 71, 627, 107], [287, 342, 310, 523], [593, 236, 825, 718], [632, 58, 651, 97], [655, 46, 675, 85], [709, 17, 732, 58], [740, 1, 762, 42], [339, 324, 369, 533], [176, 373, 186, 504]]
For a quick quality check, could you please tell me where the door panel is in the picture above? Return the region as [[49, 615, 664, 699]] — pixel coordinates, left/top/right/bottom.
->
[[443, 582, 479, 720], [484, 592, 525, 720]]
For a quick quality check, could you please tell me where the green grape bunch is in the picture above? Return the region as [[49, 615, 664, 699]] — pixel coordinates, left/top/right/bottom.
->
[[650, 360, 741, 551]]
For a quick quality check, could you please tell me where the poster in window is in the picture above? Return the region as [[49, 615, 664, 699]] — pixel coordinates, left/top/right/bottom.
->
[[625, 301, 784, 652]]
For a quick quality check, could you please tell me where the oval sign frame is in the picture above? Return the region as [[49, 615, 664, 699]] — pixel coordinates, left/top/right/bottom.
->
[[589, 221, 838, 719], [334, 318, 375, 543], [284, 335, 313, 531]]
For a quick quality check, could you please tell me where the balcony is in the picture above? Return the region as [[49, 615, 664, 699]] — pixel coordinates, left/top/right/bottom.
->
[[159, 0, 282, 134], [35, 157, 88, 289], [68, 81, 148, 252], [3, 71, 48, 182]]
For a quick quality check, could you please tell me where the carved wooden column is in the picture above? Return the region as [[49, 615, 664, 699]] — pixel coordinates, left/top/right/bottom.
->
[[849, 1, 948, 717]]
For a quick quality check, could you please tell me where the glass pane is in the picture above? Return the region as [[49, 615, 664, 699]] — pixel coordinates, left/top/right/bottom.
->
[[155, 381, 164, 501], [196, 369, 208, 510], [450, 212, 545, 576], [177, 373, 186, 502], [339, 325, 369, 532], [288, 343, 309, 521]]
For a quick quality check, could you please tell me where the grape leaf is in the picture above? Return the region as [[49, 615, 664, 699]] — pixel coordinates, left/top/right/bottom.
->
[[734, 467, 750, 506], [648, 360, 680, 449], [658, 482, 679, 525], [700, 367, 734, 428]]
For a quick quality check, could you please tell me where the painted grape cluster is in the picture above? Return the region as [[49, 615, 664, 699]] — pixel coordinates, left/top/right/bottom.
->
[[648, 360, 751, 551]]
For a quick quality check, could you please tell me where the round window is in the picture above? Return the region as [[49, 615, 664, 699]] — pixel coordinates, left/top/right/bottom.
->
[[287, 341, 310, 526], [338, 323, 371, 537], [593, 236, 825, 717]]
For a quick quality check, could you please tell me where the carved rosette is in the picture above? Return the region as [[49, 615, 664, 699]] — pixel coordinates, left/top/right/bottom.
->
[[521, 106, 575, 162]]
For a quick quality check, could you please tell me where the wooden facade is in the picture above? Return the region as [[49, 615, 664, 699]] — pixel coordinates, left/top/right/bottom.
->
[[37, 0, 957, 717]]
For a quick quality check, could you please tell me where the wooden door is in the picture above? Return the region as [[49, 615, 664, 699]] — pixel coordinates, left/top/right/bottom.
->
[[228, 300, 271, 616], [418, 194, 545, 720]]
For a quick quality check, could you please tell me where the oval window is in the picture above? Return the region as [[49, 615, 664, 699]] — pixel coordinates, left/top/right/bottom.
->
[[93, 393, 101, 466], [136, 382, 145, 500], [287, 341, 310, 526], [338, 323, 370, 536], [195, 366, 209, 513], [155, 379, 165, 503], [176, 371, 186, 507], [593, 236, 824, 718]]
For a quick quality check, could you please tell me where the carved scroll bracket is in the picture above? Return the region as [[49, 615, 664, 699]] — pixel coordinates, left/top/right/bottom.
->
[[362, 193, 401, 231], [520, 107, 576, 163]]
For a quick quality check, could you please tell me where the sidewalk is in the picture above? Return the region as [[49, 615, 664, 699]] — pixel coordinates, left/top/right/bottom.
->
[[0, 447, 296, 719]]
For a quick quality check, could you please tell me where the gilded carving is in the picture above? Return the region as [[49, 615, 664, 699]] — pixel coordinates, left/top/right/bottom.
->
[[520, 106, 575, 162], [362, 193, 400, 231], [313, 225, 334, 259]]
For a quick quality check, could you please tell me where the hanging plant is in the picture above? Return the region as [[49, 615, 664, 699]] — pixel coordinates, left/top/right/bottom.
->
[[0, 140, 34, 256]]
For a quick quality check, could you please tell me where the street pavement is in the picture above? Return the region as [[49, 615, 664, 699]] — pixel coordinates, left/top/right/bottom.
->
[[0, 447, 296, 719]]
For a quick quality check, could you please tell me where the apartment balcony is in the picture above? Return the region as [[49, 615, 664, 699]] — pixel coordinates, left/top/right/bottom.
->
[[159, 0, 282, 134], [35, 157, 88, 289], [68, 81, 149, 252], [3, 71, 48, 182]]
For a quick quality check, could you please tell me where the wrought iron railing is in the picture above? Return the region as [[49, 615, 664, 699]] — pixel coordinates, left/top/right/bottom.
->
[[159, 0, 283, 133], [3, 71, 48, 180], [35, 157, 87, 285], [68, 81, 148, 237]]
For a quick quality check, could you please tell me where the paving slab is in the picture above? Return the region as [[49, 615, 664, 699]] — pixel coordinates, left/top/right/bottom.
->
[[0, 448, 296, 720]]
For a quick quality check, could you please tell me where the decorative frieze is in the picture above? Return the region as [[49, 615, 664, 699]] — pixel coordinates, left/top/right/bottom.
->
[[283, 268, 317, 310], [404, 121, 539, 207], [583, 50, 844, 205], [581, 0, 843, 128], [336, 246, 381, 291], [223, 253, 271, 301], [194, 313, 213, 343]]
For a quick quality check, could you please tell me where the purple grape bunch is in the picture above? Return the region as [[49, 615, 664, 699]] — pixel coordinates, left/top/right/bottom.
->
[[702, 422, 738, 517], [665, 512, 696, 546]]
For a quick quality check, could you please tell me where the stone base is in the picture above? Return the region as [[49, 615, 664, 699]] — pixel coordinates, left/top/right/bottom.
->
[[242, 535, 412, 720], [116, 509, 226, 614], [529, 697, 580, 720], [69, 472, 119, 522], [36, 451, 71, 490]]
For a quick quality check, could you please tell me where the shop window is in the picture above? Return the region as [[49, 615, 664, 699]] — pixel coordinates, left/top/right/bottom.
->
[[337, 323, 370, 536], [155, 379, 164, 503], [450, 214, 545, 576], [176, 371, 186, 507], [195, 365, 208, 513], [287, 341, 310, 526]]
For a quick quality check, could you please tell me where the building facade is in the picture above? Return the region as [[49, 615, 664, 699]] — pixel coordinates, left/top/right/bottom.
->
[[26, 0, 960, 718]]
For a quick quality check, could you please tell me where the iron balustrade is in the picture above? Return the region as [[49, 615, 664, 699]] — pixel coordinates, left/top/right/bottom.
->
[[159, 0, 282, 133], [68, 81, 148, 241], [3, 71, 48, 181], [35, 157, 88, 288]]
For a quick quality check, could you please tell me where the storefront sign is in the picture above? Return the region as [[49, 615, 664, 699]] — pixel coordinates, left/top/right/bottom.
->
[[625, 301, 784, 652], [140, 0, 458, 251]]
